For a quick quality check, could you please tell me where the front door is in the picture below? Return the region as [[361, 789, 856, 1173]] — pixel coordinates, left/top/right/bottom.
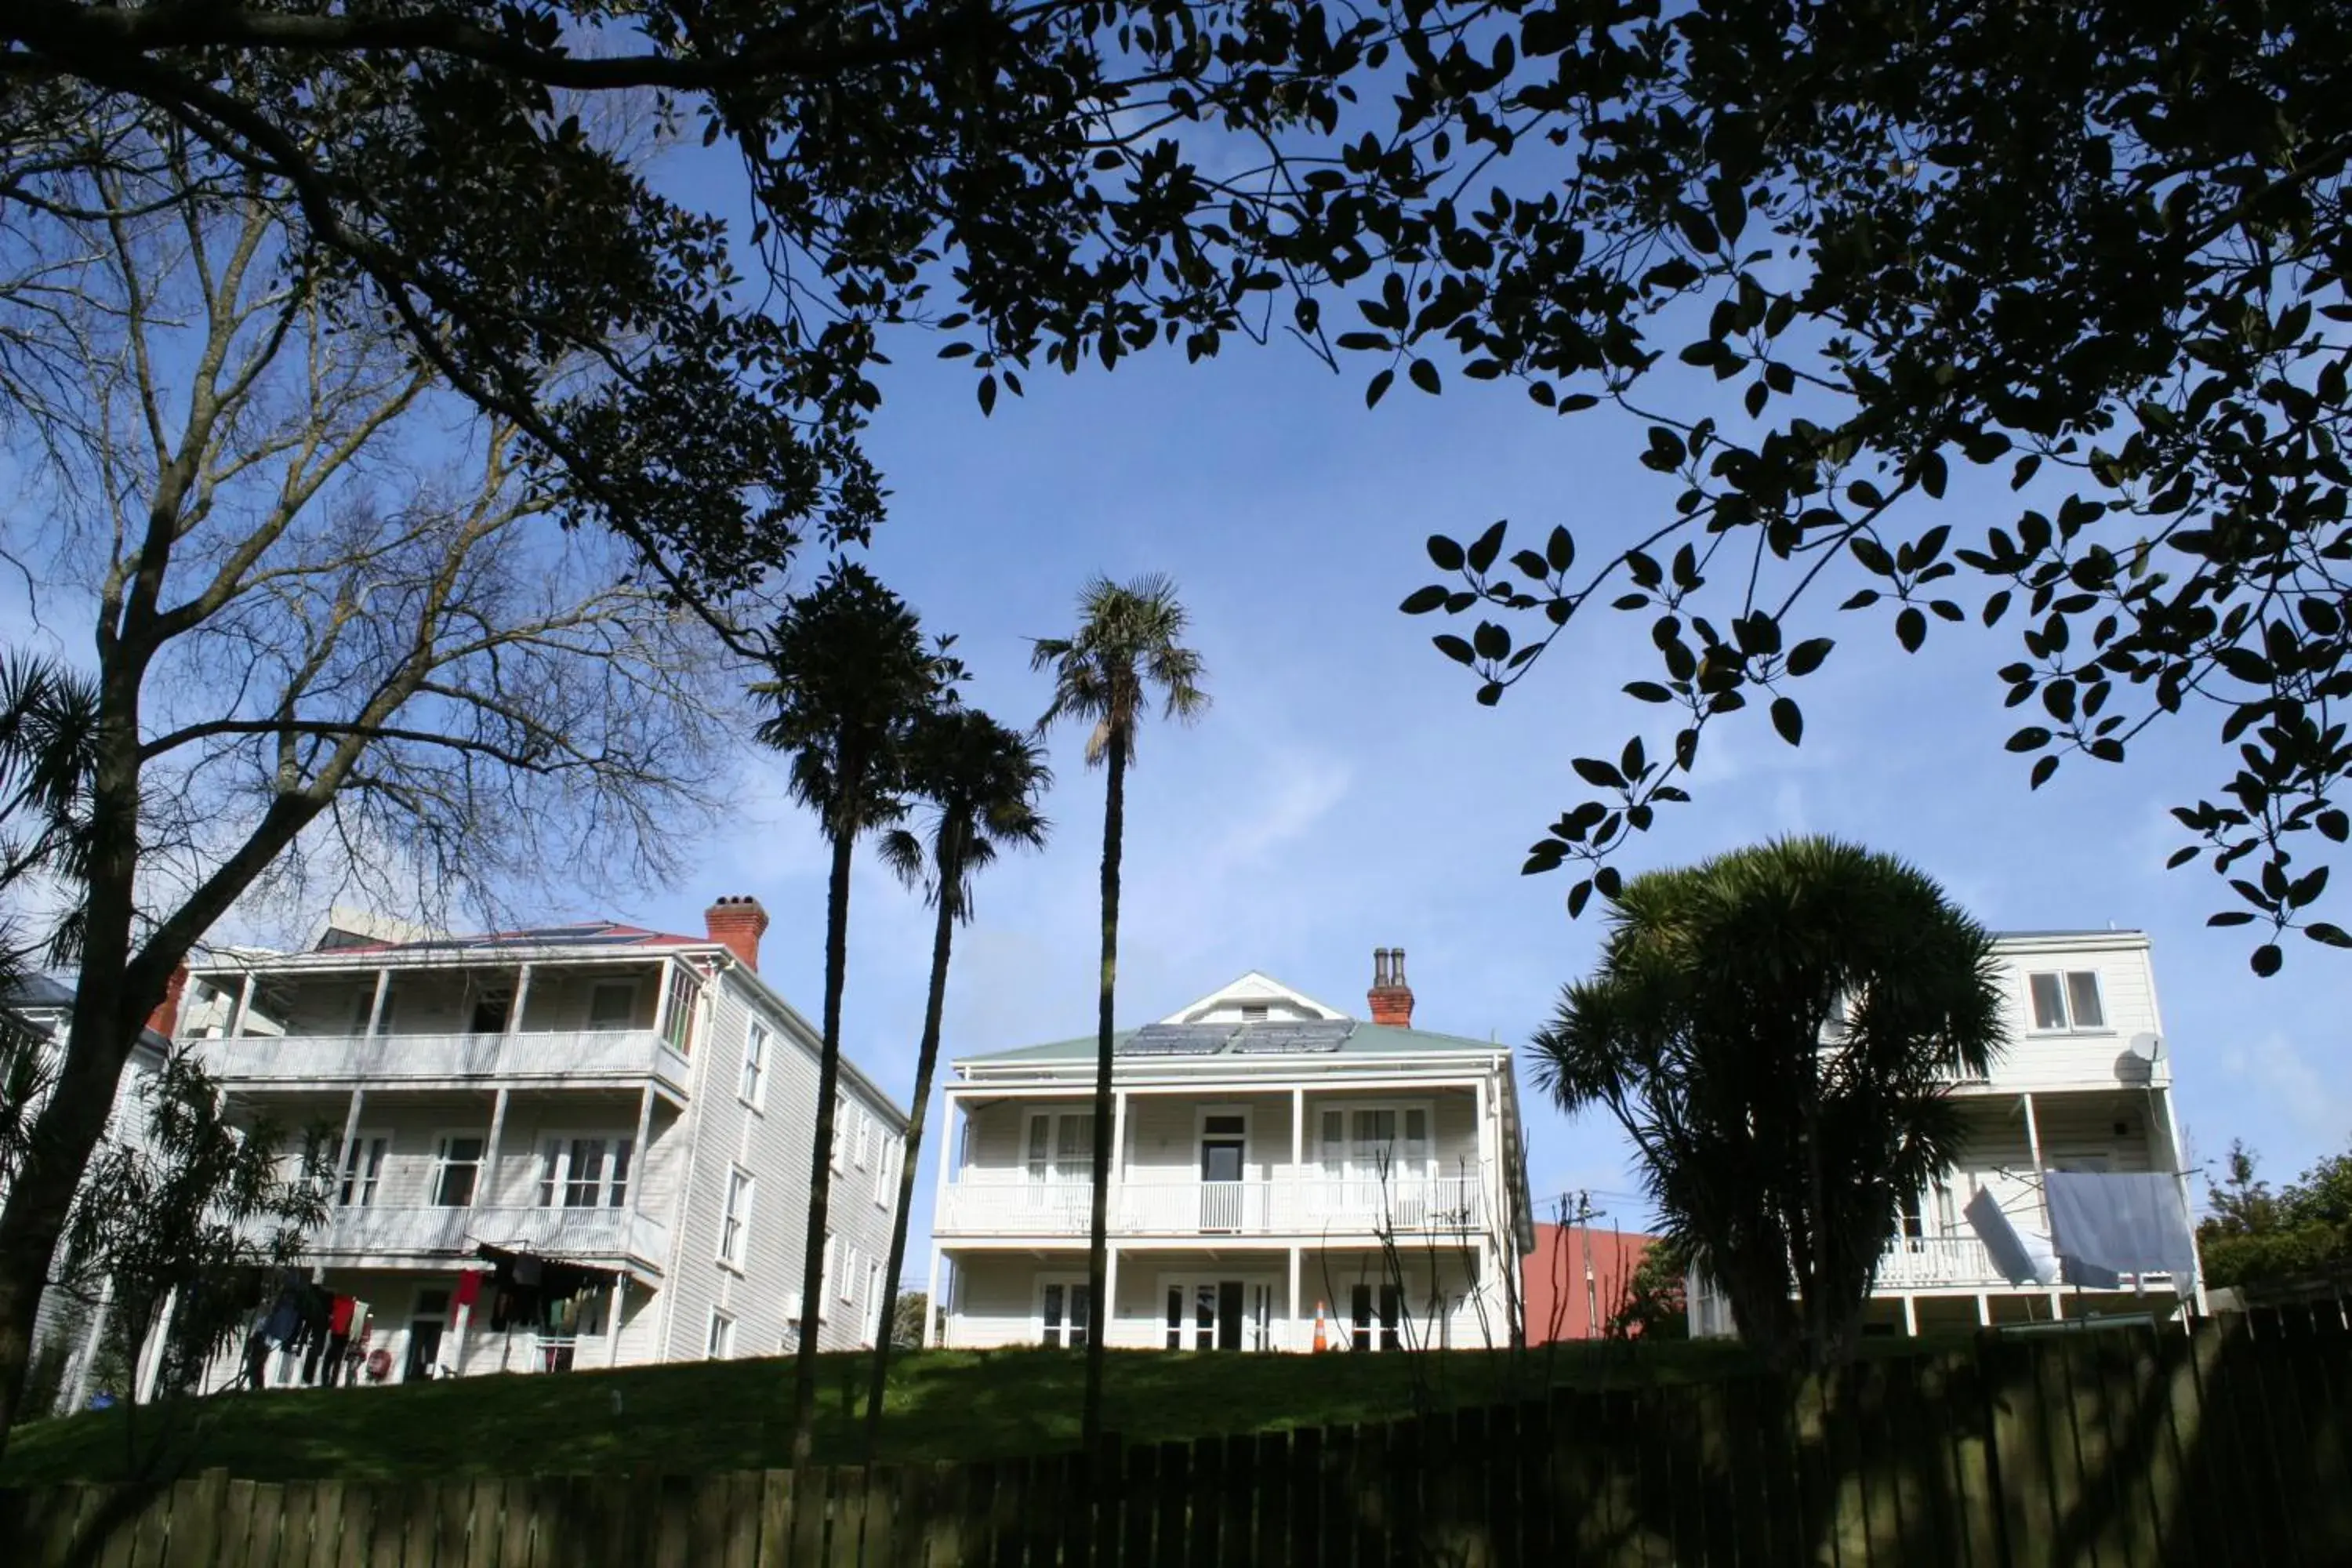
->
[[1199, 1112, 1246, 1231], [405, 1289, 450, 1381], [1163, 1278, 1276, 1351]]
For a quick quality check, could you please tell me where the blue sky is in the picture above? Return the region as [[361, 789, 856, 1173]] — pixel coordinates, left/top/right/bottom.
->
[[567, 304, 2352, 1275]]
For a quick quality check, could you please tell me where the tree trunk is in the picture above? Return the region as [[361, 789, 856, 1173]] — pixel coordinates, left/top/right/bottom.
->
[[862, 818, 964, 1465], [789, 824, 858, 1468], [1080, 731, 1125, 1451]]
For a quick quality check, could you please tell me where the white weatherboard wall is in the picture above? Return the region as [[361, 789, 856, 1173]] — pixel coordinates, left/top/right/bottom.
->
[[660, 968, 904, 1360]]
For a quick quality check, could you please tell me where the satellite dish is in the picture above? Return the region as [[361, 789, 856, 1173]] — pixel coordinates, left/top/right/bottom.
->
[[2125, 1032, 2163, 1063]]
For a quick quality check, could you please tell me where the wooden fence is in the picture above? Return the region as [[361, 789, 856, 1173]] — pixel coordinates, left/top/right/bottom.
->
[[4, 1316, 2347, 1566]]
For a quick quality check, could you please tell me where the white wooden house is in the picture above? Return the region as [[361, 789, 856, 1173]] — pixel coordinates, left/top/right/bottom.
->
[[1688, 928, 2201, 1338], [927, 951, 1536, 1354], [167, 897, 906, 1387]]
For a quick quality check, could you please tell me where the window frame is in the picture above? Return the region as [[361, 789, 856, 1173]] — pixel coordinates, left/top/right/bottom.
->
[[718, 1167, 754, 1271], [739, 1020, 770, 1110], [706, 1309, 735, 1360], [430, 1131, 488, 1209], [2025, 969, 2111, 1034], [537, 1134, 634, 1210], [1024, 1108, 1098, 1185], [1314, 1099, 1436, 1185], [336, 1131, 391, 1209], [1036, 1273, 1092, 1349], [586, 978, 640, 1030]]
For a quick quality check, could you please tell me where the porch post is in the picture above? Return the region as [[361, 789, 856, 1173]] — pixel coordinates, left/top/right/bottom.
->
[[1109, 1089, 1130, 1229], [924, 1247, 944, 1348], [481, 1087, 510, 1210], [648, 956, 675, 1046], [230, 971, 256, 1037], [506, 963, 533, 1036], [363, 967, 390, 1036], [608, 1277, 627, 1368], [626, 1083, 657, 1220], [335, 1088, 367, 1199], [2020, 1091, 2053, 1239], [1975, 1292, 1991, 1328], [1287, 1245, 1302, 1353], [1290, 1088, 1305, 1229], [1900, 1294, 1919, 1338], [67, 1276, 115, 1411], [1102, 1243, 1120, 1351]]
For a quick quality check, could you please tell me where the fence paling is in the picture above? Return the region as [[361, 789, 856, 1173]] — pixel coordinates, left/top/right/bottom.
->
[[7, 1323, 2352, 1568]]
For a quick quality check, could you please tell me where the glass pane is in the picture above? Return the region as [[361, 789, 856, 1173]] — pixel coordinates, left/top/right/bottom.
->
[[1404, 1109, 1427, 1144], [1205, 1115, 1245, 1136], [539, 1142, 561, 1207], [436, 1163, 477, 1208], [1349, 1284, 1371, 1352], [608, 1141, 632, 1207], [1027, 1117, 1049, 1178], [2067, 972, 2105, 1029], [2029, 973, 2067, 1029], [1058, 1115, 1094, 1168], [1042, 1284, 1062, 1330], [1070, 1285, 1090, 1348]]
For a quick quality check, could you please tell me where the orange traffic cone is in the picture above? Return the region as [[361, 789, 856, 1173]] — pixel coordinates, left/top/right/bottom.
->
[[1312, 1300, 1330, 1352]]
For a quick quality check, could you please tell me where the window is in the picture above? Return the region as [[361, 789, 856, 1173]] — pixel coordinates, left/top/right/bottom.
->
[[1025, 1110, 1096, 1184], [2027, 971, 2107, 1031], [588, 980, 637, 1029], [336, 1134, 389, 1208], [839, 1242, 859, 1304], [854, 1110, 871, 1169], [432, 1136, 485, 1207], [739, 1022, 769, 1109], [660, 965, 699, 1053], [866, 1258, 883, 1335], [1348, 1283, 1403, 1352], [1318, 1103, 1433, 1184], [873, 1134, 895, 1207], [719, 1168, 753, 1268], [537, 1138, 633, 1209], [1041, 1280, 1091, 1348], [821, 1233, 838, 1317], [706, 1310, 735, 1360]]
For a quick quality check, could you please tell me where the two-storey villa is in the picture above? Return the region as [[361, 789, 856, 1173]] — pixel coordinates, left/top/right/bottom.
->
[[168, 897, 906, 1386], [1690, 928, 2201, 1337], [927, 951, 1536, 1353]]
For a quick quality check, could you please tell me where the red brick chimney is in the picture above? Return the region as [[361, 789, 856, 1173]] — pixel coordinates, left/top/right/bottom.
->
[[704, 896, 771, 971], [1367, 946, 1415, 1029], [145, 964, 189, 1039]]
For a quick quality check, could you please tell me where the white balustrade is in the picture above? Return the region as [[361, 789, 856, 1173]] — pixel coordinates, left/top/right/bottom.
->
[[189, 1029, 691, 1093], [289, 1203, 670, 1270], [933, 1170, 1488, 1239], [1873, 1234, 2012, 1290]]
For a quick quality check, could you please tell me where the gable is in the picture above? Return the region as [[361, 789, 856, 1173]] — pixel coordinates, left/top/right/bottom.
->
[[1159, 971, 1348, 1026]]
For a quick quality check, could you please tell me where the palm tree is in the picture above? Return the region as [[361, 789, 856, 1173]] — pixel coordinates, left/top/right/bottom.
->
[[861, 707, 1051, 1460], [753, 562, 955, 1468], [1531, 836, 2005, 1370], [1031, 573, 1207, 1448]]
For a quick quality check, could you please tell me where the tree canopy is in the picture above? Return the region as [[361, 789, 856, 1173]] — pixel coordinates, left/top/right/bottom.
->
[[1533, 837, 2002, 1369], [2199, 1138, 2352, 1293], [1352, 0, 2352, 970], [5, 0, 1446, 616]]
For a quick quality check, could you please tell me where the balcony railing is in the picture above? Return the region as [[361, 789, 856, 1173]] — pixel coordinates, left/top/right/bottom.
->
[[1874, 1235, 2013, 1290], [935, 1171, 1489, 1240], [287, 1203, 671, 1274], [187, 1029, 691, 1094]]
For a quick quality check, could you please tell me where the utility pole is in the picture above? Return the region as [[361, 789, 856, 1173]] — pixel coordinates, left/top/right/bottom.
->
[[1574, 1192, 1603, 1338]]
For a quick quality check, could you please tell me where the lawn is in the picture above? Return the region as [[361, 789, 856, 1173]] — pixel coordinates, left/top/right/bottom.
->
[[0, 1340, 1776, 1485]]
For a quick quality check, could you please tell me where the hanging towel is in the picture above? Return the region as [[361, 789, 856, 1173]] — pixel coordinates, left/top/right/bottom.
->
[[1964, 1186, 2060, 1286], [328, 1295, 355, 1336], [2045, 1171, 2199, 1299], [453, 1271, 485, 1312]]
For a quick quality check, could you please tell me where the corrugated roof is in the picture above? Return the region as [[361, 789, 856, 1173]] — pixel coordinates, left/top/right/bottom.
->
[[309, 920, 707, 957]]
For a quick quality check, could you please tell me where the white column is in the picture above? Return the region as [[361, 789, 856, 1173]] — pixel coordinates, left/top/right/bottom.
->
[[134, 1287, 179, 1403], [648, 956, 675, 1047], [1102, 1243, 1120, 1350], [2021, 1091, 2053, 1240], [335, 1087, 367, 1184], [923, 1246, 944, 1349], [1287, 1246, 1302, 1353], [1109, 1089, 1130, 1229], [607, 1277, 627, 1368], [626, 1083, 657, 1221], [363, 968, 390, 1037], [66, 1277, 115, 1410], [481, 1087, 510, 1208], [1900, 1294, 1919, 1338], [230, 971, 256, 1037], [506, 964, 533, 1036], [1976, 1292, 1992, 1328]]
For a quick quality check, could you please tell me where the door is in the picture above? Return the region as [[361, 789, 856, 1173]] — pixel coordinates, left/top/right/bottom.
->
[[1199, 1112, 1246, 1231], [405, 1289, 450, 1381], [1162, 1277, 1273, 1351]]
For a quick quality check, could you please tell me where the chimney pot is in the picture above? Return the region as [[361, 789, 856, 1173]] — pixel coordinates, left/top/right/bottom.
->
[[704, 895, 771, 971], [1368, 945, 1414, 1029]]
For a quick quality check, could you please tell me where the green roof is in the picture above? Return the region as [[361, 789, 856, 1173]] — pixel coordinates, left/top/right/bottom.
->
[[960, 1021, 1505, 1066]]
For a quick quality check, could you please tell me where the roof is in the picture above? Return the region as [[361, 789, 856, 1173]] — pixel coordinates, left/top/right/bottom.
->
[[2, 974, 78, 1011], [960, 1018, 1503, 1067], [297, 920, 707, 959]]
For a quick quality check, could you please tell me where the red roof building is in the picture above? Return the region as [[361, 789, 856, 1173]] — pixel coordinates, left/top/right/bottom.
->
[[1523, 1222, 1659, 1342]]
